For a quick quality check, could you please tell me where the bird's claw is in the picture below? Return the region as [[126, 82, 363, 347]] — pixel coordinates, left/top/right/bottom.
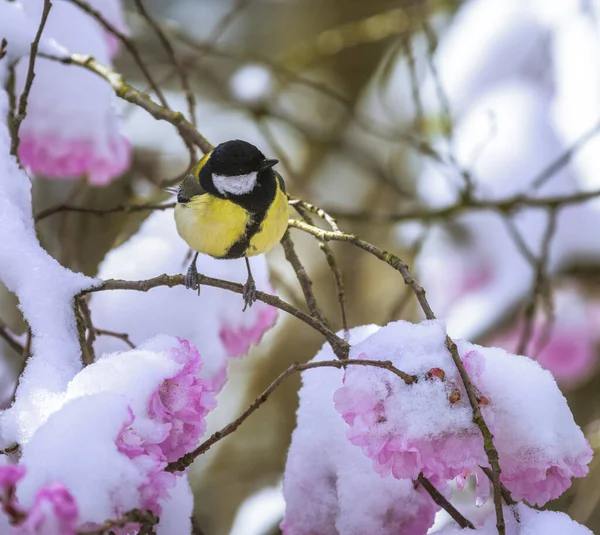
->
[[185, 262, 201, 296], [242, 276, 257, 311]]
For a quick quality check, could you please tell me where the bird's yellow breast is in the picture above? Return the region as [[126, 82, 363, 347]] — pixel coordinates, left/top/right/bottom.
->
[[248, 187, 289, 256], [174, 187, 289, 259], [175, 196, 250, 258]]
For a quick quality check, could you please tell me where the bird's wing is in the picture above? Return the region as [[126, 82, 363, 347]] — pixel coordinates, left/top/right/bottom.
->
[[275, 170, 286, 194], [177, 173, 207, 204]]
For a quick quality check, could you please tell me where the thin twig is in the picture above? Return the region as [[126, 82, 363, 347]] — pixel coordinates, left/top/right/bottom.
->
[[280, 231, 331, 329], [531, 121, 600, 191], [81, 273, 351, 360], [516, 209, 558, 355], [417, 474, 475, 529], [34, 202, 176, 222], [11, 0, 52, 157], [41, 53, 213, 154], [78, 298, 96, 365], [65, 0, 169, 108], [184, 0, 253, 69], [0, 324, 24, 356], [95, 329, 136, 349], [77, 509, 159, 535], [480, 466, 516, 506], [327, 187, 600, 223], [293, 204, 349, 338], [166, 358, 416, 472], [288, 216, 506, 535], [133, 0, 197, 127]]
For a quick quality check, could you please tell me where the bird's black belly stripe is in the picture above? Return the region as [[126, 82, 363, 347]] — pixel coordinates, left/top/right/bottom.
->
[[224, 203, 270, 259]]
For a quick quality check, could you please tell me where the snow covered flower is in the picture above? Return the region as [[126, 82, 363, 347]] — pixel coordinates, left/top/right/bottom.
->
[[147, 338, 217, 463], [434, 503, 593, 535], [90, 210, 279, 393], [14, 483, 78, 535], [333, 321, 484, 482], [67, 335, 217, 467], [15, 0, 130, 185], [333, 320, 592, 506], [282, 325, 439, 535], [15, 334, 216, 532]]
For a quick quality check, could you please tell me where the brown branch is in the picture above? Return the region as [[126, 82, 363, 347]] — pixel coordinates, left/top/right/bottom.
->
[[34, 202, 175, 222], [280, 231, 331, 329], [0, 324, 24, 356], [183, 0, 253, 69], [95, 329, 136, 349], [78, 509, 159, 535], [531, 120, 600, 190], [42, 52, 213, 155], [480, 466, 516, 506], [327, 187, 600, 223], [78, 298, 96, 366], [133, 0, 197, 127], [10, 0, 52, 157], [81, 272, 351, 360], [417, 474, 475, 529], [292, 203, 349, 337], [516, 209, 558, 355], [288, 216, 506, 535], [65, 0, 169, 109], [166, 358, 416, 472], [74, 297, 94, 366]]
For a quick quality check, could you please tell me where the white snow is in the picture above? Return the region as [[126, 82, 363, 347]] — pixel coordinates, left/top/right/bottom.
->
[[432, 504, 593, 534], [0, 44, 96, 447], [282, 324, 439, 535], [156, 475, 194, 535], [17, 392, 145, 524]]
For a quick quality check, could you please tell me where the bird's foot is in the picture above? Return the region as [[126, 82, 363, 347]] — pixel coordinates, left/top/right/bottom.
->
[[185, 262, 201, 295], [242, 275, 257, 311]]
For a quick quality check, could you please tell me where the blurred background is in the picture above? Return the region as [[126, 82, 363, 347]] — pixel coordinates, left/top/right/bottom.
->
[[3, 0, 600, 533]]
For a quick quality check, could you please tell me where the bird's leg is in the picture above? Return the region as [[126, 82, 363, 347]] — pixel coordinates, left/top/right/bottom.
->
[[185, 252, 201, 295], [242, 257, 257, 311]]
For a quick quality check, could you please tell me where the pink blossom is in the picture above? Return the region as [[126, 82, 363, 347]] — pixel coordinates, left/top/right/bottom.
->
[[283, 326, 441, 535], [219, 306, 278, 358], [116, 408, 176, 516], [497, 444, 594, 506], [15, 0, 131, 186], [333, 346, 484, 482], [0, 464, 26, 492], [489, 318, 597, 389], [148, 338, 217, 463], [19, 137, 131, 186], [13, 484, 78, 535]]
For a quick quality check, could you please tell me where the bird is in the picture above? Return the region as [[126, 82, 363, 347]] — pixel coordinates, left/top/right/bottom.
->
[[174, 139, 289, 310]]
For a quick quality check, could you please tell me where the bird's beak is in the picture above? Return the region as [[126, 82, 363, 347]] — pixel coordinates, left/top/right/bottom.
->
[[260, 159, 279, 170]]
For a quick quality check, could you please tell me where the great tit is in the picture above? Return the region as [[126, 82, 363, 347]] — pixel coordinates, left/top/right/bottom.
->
[[174, 139, 289, 310]]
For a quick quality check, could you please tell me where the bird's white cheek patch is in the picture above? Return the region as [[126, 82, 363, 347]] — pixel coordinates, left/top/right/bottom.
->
[[213, 171, 258, 195]]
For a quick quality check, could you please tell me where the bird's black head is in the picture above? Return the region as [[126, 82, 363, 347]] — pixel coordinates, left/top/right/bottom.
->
[[200, 139, 279, 199], [208, 140, 273, 177]]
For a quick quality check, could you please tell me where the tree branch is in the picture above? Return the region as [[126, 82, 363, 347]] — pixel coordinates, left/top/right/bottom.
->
[[81, 272, 351, 360], [65, 0, 169, 109], [42, 52, 213, 154], [327, 187, 600, 223], [10, 0, 52, 157], [287, 216, 506, 535], [166, 358, 416, 472]]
